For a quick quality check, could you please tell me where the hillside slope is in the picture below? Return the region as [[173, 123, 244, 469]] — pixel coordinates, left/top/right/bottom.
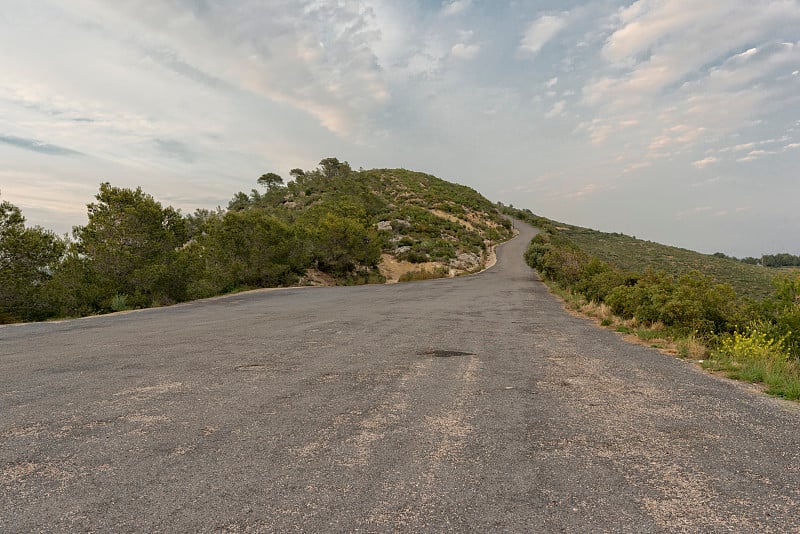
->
[[504, 209, 775, 300], [557, 224, 775, 300], [228, 160, 513, 282]]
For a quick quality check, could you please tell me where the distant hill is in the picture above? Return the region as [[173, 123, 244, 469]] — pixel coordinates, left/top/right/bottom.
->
[[502, 208, 776, 300]]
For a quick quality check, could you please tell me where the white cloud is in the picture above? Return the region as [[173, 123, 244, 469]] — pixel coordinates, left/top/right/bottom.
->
[[566, 182, 602, 199], [441, 0, 471, 17], [544, 100, 566, 119], [785, 142, 800, 150], [519, 14, 568, 56], [623, 161, 652, 173], [737, 149, 774, 162], [580, 0, 800, 183], [693, 157, 719, 169], [75, 1, 393, 137], [546, 77, 558, 87], [451, 42, 480, 60]]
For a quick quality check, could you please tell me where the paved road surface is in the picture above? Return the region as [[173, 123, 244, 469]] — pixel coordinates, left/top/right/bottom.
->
[[2, 221, 799, 532]]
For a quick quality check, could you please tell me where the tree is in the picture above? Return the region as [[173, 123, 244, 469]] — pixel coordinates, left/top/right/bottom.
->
[[228, 192, 250, 211], [318, 157, 352, 179], [311, 213, 380, 275], [257, 172, 284, 190], [73, 183, 188, 308], [0, 196, 65, 322], [195, 210, 307, 291]]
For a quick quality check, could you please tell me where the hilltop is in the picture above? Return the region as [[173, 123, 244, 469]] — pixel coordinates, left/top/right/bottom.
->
[[221, 159, 513, 283]]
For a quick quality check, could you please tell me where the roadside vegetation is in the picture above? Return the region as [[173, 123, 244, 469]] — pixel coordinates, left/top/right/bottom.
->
[[502, 206, 800, 400], [0, 158, 511, 324]]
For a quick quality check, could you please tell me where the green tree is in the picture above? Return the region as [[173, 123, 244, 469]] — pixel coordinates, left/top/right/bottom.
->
[[318, 157, 352, 179], [73, 183, 188, 309], [257, 172, 284, 190], [228, 192, 250, 211], [311, 213, 380, 275], [195, 210, 306, 291], [0, 197, 65, 322]]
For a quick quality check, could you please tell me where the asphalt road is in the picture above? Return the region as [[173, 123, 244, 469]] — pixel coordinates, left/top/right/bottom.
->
[[2, 221, 799, 533]]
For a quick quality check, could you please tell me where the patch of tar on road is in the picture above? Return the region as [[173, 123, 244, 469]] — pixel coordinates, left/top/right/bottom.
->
[[418, 349, 475, 358]]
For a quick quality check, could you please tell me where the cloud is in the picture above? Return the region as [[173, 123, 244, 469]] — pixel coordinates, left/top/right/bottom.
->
[[785, 142, 800, 150], [450, 42, 480, 60], [154, 139, 195, 163], [546, 77, 558, 88], [623, 161, 652, 173], [441, 0, 471, 17], [544, 100, 566, 119], [582, 0, 800, 157], [737, 149, 773, 162], [82, 1, 392, 137], [0, 134, 83, 156], [692, 157, 719, 169], [565, 182, 615, 199], [519, 14, 568, 56]]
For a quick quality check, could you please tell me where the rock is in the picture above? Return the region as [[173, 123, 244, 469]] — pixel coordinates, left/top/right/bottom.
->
[[457, 252, 480, 265], [395, 246, 412, 254], [450, 252, 481, 270], [377, 220, 393, 232]]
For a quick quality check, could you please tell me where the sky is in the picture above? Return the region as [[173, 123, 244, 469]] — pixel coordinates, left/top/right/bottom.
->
[[1, 0, 799, 257]]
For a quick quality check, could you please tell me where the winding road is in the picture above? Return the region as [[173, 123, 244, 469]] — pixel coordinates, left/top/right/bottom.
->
[[2, 221, 799, 532]]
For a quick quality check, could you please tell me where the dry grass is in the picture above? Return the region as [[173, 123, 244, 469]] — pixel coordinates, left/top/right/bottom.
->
[[544, 279, 708, 361], [677, 335, 708, 360]]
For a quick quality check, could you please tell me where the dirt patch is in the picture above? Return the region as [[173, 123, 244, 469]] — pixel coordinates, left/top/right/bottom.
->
[[483, 245, 497, 270], [300, 269, 336, 287], [430, 209, 477, 231], [378, 254, 446, 283]]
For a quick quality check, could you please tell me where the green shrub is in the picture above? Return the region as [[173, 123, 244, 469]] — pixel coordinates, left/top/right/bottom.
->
[[110, 294, 131, 312]]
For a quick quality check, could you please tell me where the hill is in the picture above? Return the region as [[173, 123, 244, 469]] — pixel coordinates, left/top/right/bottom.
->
[[222, 159, 513, 283], [1, 159, 513, 323], [501, 208, 776, 300], [552, 224, 775, 300]]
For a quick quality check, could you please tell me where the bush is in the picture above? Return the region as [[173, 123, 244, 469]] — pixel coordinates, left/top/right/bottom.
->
[[110, 294, 132, 312], [707, 323, 800, 399]]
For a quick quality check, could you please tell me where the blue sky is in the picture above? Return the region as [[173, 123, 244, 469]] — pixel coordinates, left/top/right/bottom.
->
[[1, 0, 799, 257]]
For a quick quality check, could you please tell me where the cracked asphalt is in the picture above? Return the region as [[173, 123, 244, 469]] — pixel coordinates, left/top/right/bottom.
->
[[2, 220, 799, 532]]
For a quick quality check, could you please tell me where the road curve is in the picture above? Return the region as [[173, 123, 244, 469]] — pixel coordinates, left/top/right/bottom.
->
[[2, 221, 799, 532]]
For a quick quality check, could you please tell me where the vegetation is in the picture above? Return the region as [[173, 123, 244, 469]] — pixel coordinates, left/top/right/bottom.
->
[[0, 159, 511, 324], [398, 266, 450, 282], [543, 223, 775, 300], [502, 205, 800, 400]]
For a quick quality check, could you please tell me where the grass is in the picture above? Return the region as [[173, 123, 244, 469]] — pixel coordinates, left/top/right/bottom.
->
[[549, 278, 800, 401], [702, 354, 800, 400], [553, 224, 776, 300]]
